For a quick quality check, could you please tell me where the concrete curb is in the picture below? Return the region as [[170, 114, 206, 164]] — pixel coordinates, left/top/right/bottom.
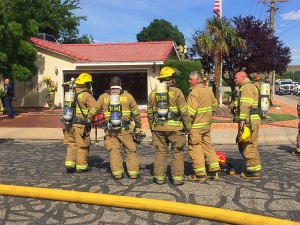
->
[[0, 127, 297, 145]]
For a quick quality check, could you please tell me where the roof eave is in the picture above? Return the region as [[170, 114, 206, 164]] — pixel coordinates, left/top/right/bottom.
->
[[74, 61, 165, 67]]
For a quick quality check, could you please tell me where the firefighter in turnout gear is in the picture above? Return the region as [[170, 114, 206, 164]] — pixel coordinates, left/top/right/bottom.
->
[[293, 97, 300, 156], [187, 71, 220, 181], [147, 67, 191, 186], [63, 73, 96, 173], [88, 76, 142, 179], [234, 71, 262, 179], [43, 76, 58, 110]]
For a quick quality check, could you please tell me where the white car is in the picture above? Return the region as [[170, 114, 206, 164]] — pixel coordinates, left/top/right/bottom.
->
[[293, 84, 300, 95]]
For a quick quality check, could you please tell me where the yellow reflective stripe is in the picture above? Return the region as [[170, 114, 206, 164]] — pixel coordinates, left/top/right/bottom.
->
[[75, 109, 88, 115], [213, 104, 218, 109], [154, 176, 166, 180], [122, 110, 131, 116], [194, 167, 206, 173], [250, 114, 261, 120], [197, 106, 212, 113], [172, 176, 184, 181], [147, 108, 154, 113], [191, 122, 211, 129], [207, 162, 220, 169], [128, 170, 139, 176], [240, 97, 254, 104], [76, 164, 88, 170], [239, 114, 248, 120], [153, 120, 183, 126], [112, 169, 124, 176], [247, 165, 261, 172], [179, 104, 187, 113], [132, 109, 139, 115], [296, 148, 300, 153], [90, 108, 98, 115], [65, 161, 75, 168], [188, 106, 197, 116]]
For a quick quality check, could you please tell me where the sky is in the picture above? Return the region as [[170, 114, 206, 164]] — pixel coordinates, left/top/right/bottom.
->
[[75, 0, 300, 65]]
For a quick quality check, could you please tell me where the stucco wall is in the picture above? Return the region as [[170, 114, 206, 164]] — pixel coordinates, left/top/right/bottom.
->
[[13, 48, 75, 108]]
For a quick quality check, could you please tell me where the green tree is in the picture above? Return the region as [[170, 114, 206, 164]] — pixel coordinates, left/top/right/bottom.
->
[[136, 19, 185, 46], [0, 0, 91, 81], [196, 17, 245, 102]]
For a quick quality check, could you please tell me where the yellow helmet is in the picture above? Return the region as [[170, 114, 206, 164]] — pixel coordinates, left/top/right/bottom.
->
[[43, 76, 50, 81], [75, 73, 92, 85], [158, 67, 181, 79], [203, 76, 207, 81], [239, 126, 251, 143]]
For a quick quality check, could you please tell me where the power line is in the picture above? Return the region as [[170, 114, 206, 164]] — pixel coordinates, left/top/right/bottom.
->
[[258, 0, 288, 36]]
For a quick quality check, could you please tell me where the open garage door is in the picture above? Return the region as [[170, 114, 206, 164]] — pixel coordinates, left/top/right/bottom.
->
[[64, 71, 148, 105]]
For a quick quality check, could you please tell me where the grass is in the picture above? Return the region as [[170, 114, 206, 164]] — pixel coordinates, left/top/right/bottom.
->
[[264, 112, 297, 122]]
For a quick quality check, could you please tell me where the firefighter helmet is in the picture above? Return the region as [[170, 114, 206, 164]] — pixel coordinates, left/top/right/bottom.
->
[[75, 73, 92, 85], [216, 152, 226, 165], [255, 75, 261, 81], [238, 126, 251, 143], [158, 67, 181, 80], [43, 76, 51, 81]]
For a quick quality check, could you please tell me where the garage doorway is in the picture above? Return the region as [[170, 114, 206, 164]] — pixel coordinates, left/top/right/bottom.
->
[[64, 71, 148, 105]]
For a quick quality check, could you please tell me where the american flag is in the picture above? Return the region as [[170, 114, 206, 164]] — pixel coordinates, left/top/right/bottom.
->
[[213, 0, 220, 17]]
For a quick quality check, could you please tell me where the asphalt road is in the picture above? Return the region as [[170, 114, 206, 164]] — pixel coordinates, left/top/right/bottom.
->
[[0, 140, 299, 225]]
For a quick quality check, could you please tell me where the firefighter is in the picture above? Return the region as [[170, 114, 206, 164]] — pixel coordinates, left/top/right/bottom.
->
[[43, 76, 58, 110], [187, 71, 220, 181], [63, 73, 96, 173], [147, 67, 191, 186], [293, 97, 300, 156], [88, 76, 142, 179], [234, 71, 262, 179]]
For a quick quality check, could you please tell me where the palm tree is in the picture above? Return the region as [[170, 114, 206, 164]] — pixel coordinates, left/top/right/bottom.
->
[[197, 17, 245, 103]]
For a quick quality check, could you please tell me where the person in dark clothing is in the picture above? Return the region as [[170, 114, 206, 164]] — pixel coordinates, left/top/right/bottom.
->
[[4, 79, 14, 119]]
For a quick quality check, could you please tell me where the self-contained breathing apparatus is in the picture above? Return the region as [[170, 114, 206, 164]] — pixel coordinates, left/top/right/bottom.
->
[[154, 82, 181, 122], [61, 77, 76, 125]]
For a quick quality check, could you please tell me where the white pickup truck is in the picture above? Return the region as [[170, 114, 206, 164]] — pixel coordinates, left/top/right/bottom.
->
[[275, 79, 294, 95]]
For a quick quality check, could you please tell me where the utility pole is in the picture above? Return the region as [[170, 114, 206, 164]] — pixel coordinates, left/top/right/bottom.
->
[[258, 0, 288, 98], [258, 0, 288, 37]]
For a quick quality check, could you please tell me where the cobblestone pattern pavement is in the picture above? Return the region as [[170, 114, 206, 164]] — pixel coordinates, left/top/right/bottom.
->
[[0, 139, 300, 224]]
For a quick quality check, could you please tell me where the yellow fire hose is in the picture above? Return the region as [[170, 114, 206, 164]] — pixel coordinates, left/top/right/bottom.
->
[[0, 184, 299, 225]]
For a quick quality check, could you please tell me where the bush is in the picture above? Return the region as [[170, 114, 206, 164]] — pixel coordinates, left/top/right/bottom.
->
[[164, 60, 202, 97]]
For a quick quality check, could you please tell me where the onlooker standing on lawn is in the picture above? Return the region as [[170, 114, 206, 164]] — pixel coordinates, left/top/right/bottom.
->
[[4, 79, 14, 119]]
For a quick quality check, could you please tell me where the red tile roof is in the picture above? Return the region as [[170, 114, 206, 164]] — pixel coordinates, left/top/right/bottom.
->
[[30, 37, 176, 63]]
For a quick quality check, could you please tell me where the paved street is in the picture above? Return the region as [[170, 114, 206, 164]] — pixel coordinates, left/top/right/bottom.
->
[[0, 139, 299, 224]]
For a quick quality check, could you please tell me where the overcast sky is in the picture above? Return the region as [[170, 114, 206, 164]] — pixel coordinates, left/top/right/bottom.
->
[[75, 0, 300, 65]]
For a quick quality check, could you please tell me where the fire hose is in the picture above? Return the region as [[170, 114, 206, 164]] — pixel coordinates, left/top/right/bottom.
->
[[0, 184, 298, 225]]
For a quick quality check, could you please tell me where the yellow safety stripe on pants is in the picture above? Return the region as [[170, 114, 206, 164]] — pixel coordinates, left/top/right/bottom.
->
[[194, 167, 206, 174], [76, 164, 88, 171], [250, 114, 261, 120], [154, 176, 166, 181], [132, 109, 140, 116], [246, 165, 262, 172], [172, 176, 184, 181], [147, 108, 154, 113], [122, 110, 131, 116], [191, 122, 211, 129], [65, 161, 75, 168], [213, 104, 219, 110], [296, 148, 300, 153], [128, 170, 139, 176], [112, 169, 124, 177], [90, 108, 98, 116], [207, 162, 220, 170]]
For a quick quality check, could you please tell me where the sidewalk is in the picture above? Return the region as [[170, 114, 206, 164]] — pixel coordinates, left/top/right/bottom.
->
[[0, 96, 298, 144]]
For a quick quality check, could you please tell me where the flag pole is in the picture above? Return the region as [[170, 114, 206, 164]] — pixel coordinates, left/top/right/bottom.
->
[[219, 0, 223, 105]]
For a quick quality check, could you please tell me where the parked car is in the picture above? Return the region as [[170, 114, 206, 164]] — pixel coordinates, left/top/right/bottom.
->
[[293, 84, 300, 95], [275, 79, 294, 95]]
